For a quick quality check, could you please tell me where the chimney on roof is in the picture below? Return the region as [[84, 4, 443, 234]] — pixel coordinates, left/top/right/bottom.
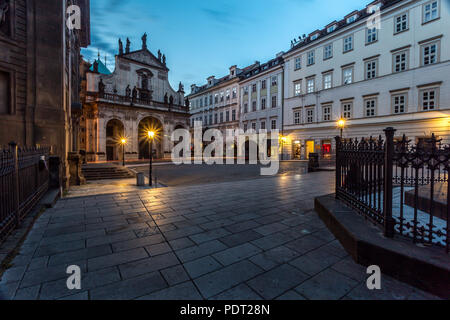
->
[[229, 65, 237, 78], [207, 76, 216, 87], [191, 84, 198, 93]]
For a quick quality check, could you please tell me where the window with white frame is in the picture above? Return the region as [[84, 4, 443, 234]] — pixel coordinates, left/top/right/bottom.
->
[[342, 102, 352, 119], [252, 84, 257, 93], [261, 97, 266, 110], [327, 25, 336, 33], [271, 95, 277, 108], [306, 108, 314, 123], [366, 27, 378, 44], [209, 95, 213, 105], [244, 103, 248, 113], [252, 100, 257, 112], [294, 81, 302, 96], [261, 80, 266, 89], [220, 92, 224, 102], [393, 51, 408, 72], [420, 88, 438, 111], [307, 51, 315, 66], [421, 42, 439, 66], [307, 78, 315, 94], [394, 12, 408, 33], [423, 1, 439, 23], [271, 76, 278, 87], [232, 109, 236, 121], [220, 112, 224, 123], [346, 14, 357, 24], [271, 119, 277, 130], [251, 122, 257, 131], [365, 59, 378, 80], [323, 73, 332, 90], [343, 35, 353, 52], [215, 94, 219, 103], [364, 98, 377, 117], [295, 56, 302, 70], [324, 44, 333, 60], [322, 105, 331, 121], [226, 89, 230, 100], [343, 67, 353, 85], [294, 110, 302, 125], [311, 33, 319, 41], [260, 121, 266, 130], [392, 93, 407, 114]]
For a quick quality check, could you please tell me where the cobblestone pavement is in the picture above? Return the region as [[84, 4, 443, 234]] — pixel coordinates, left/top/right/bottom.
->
[[0, 172, 438, 300]]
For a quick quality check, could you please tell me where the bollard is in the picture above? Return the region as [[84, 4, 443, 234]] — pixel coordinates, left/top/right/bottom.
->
[[136, 172, 145, 186]]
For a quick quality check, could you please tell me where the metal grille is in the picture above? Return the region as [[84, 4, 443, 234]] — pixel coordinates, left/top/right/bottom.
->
[[0, 144, 50, 242], [336, 128, 449, 253]]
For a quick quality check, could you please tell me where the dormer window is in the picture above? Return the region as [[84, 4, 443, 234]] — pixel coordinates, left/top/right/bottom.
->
[[346, 14, 358, 24], [327, 25, 336, 33], [311, 33, 319, 41]]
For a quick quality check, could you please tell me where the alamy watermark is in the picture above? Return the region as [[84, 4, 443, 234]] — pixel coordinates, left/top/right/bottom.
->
[[66, 265, 81, 290], [170, 123, 281, 176], [66, 5, 81, 30]]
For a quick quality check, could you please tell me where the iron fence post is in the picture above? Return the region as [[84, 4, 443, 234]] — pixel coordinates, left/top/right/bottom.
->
[[9, 142, 20, 227], [383, 127, 396, 238], [335, 136, 341, 199]]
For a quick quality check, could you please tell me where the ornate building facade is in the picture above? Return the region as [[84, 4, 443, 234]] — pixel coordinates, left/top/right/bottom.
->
[[79, 34, 189, 162], [0, 0, 90, 188]]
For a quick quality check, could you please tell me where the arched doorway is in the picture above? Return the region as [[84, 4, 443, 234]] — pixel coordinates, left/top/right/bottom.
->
[[106, 119, 124, 161], [138, 117, 163, 159]]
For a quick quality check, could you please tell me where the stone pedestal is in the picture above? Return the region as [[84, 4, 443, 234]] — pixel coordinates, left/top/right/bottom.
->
[[68, 152, 86, 186]]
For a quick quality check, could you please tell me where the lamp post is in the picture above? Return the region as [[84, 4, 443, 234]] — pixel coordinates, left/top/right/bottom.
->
[[121, 139, 127, 167], [148, 131, 155, 186], [337, 119, 346, 139]]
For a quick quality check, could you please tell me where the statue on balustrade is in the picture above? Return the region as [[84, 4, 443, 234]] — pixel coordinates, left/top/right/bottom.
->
[[125, 85, 131, 97], [164, 93, 168, 104], [132, 86, 138, 101]]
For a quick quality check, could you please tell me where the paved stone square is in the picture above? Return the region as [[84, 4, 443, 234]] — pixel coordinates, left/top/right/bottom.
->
[[0, 171, 439, 300]]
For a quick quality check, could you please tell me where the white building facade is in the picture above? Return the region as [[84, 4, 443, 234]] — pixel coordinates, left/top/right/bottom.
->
[[188, 65, 258, 139], [283, 0, 450, 160], [239, 56, 285, 156]]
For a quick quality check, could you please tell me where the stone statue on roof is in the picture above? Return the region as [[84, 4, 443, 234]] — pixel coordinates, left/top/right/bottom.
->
[[162, 54, 166, 65], [125, 38, 130, 54], [142, 33, 148, 50], [118, 39, 123, 55], [158, 50, 162, 62]]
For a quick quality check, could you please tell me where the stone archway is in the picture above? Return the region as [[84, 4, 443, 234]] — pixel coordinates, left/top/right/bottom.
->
[[106, 119, 125, 161], [138, 116, 163, 159]]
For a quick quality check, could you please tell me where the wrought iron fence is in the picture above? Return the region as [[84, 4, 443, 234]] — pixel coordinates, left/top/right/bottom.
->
[[336, 127, 449, 253], [0, 143, 50, 242]]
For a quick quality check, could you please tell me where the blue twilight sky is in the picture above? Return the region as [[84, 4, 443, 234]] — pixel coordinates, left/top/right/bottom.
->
[[82, 0, 372, 91]]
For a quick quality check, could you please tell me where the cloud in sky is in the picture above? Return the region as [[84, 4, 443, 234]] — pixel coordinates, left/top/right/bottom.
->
[[82, 0, 369, 90]]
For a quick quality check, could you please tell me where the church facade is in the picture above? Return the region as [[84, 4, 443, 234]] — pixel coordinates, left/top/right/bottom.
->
[[79, 34, 190, 162]]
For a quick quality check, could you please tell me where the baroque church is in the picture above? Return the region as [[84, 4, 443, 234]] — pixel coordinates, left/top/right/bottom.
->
[[78, 33, 189, 162]]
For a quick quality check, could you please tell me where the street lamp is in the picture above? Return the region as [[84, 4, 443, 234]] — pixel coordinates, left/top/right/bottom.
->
[[120, 138, 127, 167], [337, 118, 346, 139], [147, 131, 155, 186]]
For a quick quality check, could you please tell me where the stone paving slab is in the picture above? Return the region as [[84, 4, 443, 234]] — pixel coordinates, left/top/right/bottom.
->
[[0, 171, 440, 300]]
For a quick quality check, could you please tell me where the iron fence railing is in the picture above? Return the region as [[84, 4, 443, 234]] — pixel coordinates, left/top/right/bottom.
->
[[336, 127, 449, 253], [0, 143, 50, 242]]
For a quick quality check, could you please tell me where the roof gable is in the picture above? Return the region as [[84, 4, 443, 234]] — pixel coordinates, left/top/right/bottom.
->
[[120, 49, 168, 70]]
